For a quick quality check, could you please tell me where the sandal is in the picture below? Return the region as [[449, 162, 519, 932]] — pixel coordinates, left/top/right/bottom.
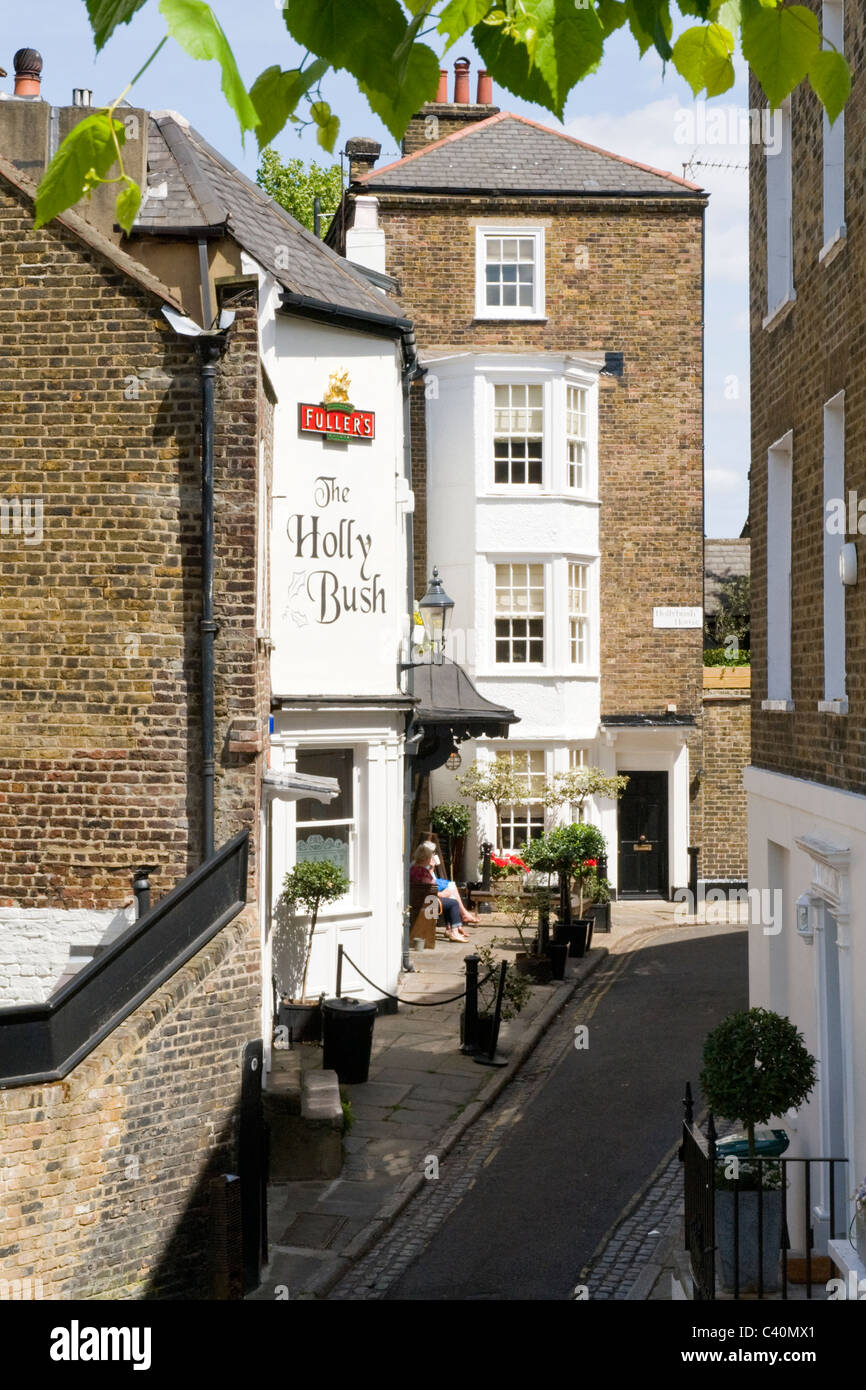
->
[[462, 914, 479, 926], [446, 927, 470, 942]]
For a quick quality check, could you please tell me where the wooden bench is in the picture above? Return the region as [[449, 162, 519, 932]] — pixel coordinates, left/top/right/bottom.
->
[[409, 880, 439, 949]]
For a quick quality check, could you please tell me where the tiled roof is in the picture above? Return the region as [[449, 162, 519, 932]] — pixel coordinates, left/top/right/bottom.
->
[[135, 114, 405, 320], [360, 112, 703, 196]]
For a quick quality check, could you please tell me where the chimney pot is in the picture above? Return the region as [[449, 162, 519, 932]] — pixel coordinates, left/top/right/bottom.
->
[[477, 69, 492, 105], [435, 69, 448, 103], [453, 56, 470, 105], [13, 47, 42, 98]]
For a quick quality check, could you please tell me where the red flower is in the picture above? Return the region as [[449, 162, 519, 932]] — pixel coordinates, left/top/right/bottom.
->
[[583, 859, 597, 868], [491, 855, 507, 867], [509, 856, 528, 870]]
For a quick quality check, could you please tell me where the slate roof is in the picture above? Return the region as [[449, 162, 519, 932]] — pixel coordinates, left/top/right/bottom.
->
[[705, 538, 750, 616], [360, 112, 703, 197], [135, 113, 405, 320]]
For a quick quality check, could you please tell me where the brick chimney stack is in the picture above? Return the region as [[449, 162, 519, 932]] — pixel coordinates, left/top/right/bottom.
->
[[345, 136, 382, 184], [400, 58, 499, 156], [12, 48, 42, 98]]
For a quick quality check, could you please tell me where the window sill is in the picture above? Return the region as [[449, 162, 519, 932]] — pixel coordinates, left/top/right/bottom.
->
[[818, 226, 847, 267], [480, 490, 600, 505], [478, 669, 599, 680], [473, 314, 548, 324], [762, 292, 796, 332], [761, 699, 794, 712], [818, 698, 848, 715]]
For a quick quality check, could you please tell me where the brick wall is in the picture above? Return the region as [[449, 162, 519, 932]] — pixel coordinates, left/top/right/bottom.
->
[[750, 0, 866, 791], [374, 193, 705, 717], [701, 692, 750, 880], [0, 909, 260, 1299], [0, 179, 266, 911]]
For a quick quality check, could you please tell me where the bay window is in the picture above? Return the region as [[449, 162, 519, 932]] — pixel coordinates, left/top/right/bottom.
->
[[494, 383, 543, 485], [495, 562, 545, 663]]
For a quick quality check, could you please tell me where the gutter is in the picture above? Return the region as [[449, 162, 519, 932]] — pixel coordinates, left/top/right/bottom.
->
[[279, 288, 413, 342]]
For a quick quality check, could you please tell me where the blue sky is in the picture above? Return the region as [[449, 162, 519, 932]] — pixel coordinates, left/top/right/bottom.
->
[[13, 2, 750, 536]]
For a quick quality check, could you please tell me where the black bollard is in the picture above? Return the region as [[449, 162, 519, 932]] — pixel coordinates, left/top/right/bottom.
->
[[688, 845, 700, 907], [462, 953, 480, 1054]]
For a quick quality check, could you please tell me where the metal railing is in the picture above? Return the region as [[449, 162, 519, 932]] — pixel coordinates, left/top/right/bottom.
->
[[681, 1082, 849, 1300]]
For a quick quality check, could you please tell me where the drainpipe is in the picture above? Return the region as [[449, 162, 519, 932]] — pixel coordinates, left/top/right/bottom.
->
[[401, 328, 422, 971], [199, 336, 220, 861]]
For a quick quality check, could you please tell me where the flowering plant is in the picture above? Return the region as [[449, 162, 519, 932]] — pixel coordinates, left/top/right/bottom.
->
[[855, 1179, 866, 1219], [489, 853, 529, 880]]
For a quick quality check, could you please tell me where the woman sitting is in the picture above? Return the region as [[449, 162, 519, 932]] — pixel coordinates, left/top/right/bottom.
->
[[410, 845, 472, 943], [415, 842, 478, 925]]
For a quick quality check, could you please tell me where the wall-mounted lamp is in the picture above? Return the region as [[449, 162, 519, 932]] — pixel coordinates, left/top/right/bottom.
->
[[402, 566, 455, 669], [446, 742, 462, 771], [795, 892, 814, 943]]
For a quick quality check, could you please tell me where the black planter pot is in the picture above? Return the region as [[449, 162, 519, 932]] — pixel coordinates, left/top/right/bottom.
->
[[587, 901, 611, 933], [569, 918, 593, 958], [514, 952, 553, 983], [322, 996, 378, 1084], [459, 1009, 500, 1056], [549, 941, 569, 980], [277, 999, 322, 1044]]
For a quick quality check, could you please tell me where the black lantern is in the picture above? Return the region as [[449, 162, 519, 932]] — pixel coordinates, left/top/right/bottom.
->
[[418, 566, 455, 665]]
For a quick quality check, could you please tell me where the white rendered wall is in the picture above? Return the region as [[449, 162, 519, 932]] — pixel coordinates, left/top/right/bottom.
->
[[747, 764, 865, 1248], [0, 906, 134, 1005]]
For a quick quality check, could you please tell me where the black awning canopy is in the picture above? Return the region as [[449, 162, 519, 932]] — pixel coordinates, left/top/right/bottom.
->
[[410, 660, 518, 776]]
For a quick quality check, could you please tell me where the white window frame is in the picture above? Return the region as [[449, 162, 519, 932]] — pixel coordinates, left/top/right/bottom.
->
[[493, 560, 546, 666], [822, 392, 847, 711], [566, 383, 589, 491], [764, 431, 794, 709], [479, 366, 599, 498], [475, 226, 546, 321], [492, 382, 544, 487], [764, 98, 795, 325], [292, 745, 360, 906], [568, 560, 590, 668], [498, 748, 547, 850], [820, 1, 846, 260]]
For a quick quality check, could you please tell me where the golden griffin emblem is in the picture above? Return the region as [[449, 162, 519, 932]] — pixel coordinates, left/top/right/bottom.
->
[[323, 369, 352, 405]]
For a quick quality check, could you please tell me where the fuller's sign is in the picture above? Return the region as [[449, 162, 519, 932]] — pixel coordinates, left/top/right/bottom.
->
[[299, 370, 374, 442], [298, 402, 375, 441]]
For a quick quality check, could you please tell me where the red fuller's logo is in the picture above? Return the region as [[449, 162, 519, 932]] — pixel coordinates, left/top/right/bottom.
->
[[299, 370, 374, 442]]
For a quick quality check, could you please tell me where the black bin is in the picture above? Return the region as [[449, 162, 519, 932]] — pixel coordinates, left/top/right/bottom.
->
[[322, 997, 378, 1084]]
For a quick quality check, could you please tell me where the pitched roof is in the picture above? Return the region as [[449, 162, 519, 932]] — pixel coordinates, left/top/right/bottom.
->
[[136, 114, 405, 321], [0, 151, 184, 311], [359, 111, 703, 197]]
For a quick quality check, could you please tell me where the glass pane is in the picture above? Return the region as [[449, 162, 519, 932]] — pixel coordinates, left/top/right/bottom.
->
[[486, 284, 500, 306], [518, 285, 533, 306], [513, 640, 527, 662], [518, 264, 533, 282], [295, 827, 350, 874], [503, 284, 517, 305], [486, 238, 501, 261], [486, 264, 499, 283], [518, 239, 534, 259], [502, 264, 517, 283], [502, 239, 518, 261], [528, 564, 544, 587], [528, 458, 542, 484], [295, 748, 352, 822]]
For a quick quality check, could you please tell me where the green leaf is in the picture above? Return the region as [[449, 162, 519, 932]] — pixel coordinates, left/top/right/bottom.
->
[[310, 100, 340, 152], [672, 23, 735, 98], [808, 49, 851, 126], [438, 0, 494, 48], [630, 0, 673, 62], [159, 0, 260, 136], [85, 0, 149, 52], [284, 0, 440, 142], [741, 2, 820, 110], [250, 58, 329, 149], [34, 112, 126, 228], [115, 180, 142, 233], [474, 0, 604, 119], [596, 0, 628, 36]]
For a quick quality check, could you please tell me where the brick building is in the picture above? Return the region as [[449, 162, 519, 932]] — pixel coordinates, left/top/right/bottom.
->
[[0, 53, 416, 1295], [747, 0, 865, 1257], [334, 64, 707, 897], [701, 537, 750, 887]]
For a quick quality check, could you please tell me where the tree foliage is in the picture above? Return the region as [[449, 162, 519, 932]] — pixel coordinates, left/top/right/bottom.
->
[[542, 766, 629, 817], [456, 756, 526, 851], [256, 148, 343, 235], [700, 1007, 817, 1154], [30, 1, 854, 232], [280, 858, 350, 1001]]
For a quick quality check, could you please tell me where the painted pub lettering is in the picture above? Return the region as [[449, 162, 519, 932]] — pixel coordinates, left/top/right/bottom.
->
[[287, 503, 385, 624]]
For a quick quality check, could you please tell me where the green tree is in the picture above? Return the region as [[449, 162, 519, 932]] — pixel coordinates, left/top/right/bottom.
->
[[700, 1007, 817, 1156], [456, 756, 527, 854], [542, 767, 628, 822], [256, 148, 343, 235], [31, 2, 854, 234]]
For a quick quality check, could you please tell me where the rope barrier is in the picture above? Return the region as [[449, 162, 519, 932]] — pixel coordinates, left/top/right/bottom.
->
[[338, 948, 494, 1007]]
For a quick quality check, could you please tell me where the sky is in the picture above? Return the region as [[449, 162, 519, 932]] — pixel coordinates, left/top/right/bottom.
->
[[11, 2, 751, 537]]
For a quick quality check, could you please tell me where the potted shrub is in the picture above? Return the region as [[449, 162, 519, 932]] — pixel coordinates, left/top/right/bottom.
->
[[430, 802, 471, 881], [585, 868, 612, 933], [523, 823, 606, 956], [460, 942, 532, 1054], [700, 1007, 817, 1293], [492, 884, 553, 983], [274, 859, 351, 1043]]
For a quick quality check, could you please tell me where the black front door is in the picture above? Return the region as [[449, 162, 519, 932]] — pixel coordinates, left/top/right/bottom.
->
[[618, 771, 669, 897]]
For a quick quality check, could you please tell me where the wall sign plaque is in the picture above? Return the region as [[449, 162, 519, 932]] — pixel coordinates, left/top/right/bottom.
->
[[299, 370, 375, 442]]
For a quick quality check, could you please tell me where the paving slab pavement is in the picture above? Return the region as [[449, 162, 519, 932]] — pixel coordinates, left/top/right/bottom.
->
[[250, 915, 611, 1299]]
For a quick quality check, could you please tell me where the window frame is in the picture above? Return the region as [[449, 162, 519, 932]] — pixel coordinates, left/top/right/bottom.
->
[[497, 748, 547, 851], [820, 0, 846, 259], [764, 431, 794, 709], [292, 746, 359, 904], [493, 381, 545, 487], [493, 560, 546, 667], [568, 560, 591, 669], [764, 97, 795, 324], [475, 225, 546, 321]]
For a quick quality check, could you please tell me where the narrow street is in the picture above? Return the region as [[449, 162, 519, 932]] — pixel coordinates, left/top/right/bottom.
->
[[331, 917, 747, 1300]]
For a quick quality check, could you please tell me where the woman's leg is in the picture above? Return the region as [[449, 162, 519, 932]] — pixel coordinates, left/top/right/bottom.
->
[[438, 882, 478, 924], [440, 897, 468, 939]]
